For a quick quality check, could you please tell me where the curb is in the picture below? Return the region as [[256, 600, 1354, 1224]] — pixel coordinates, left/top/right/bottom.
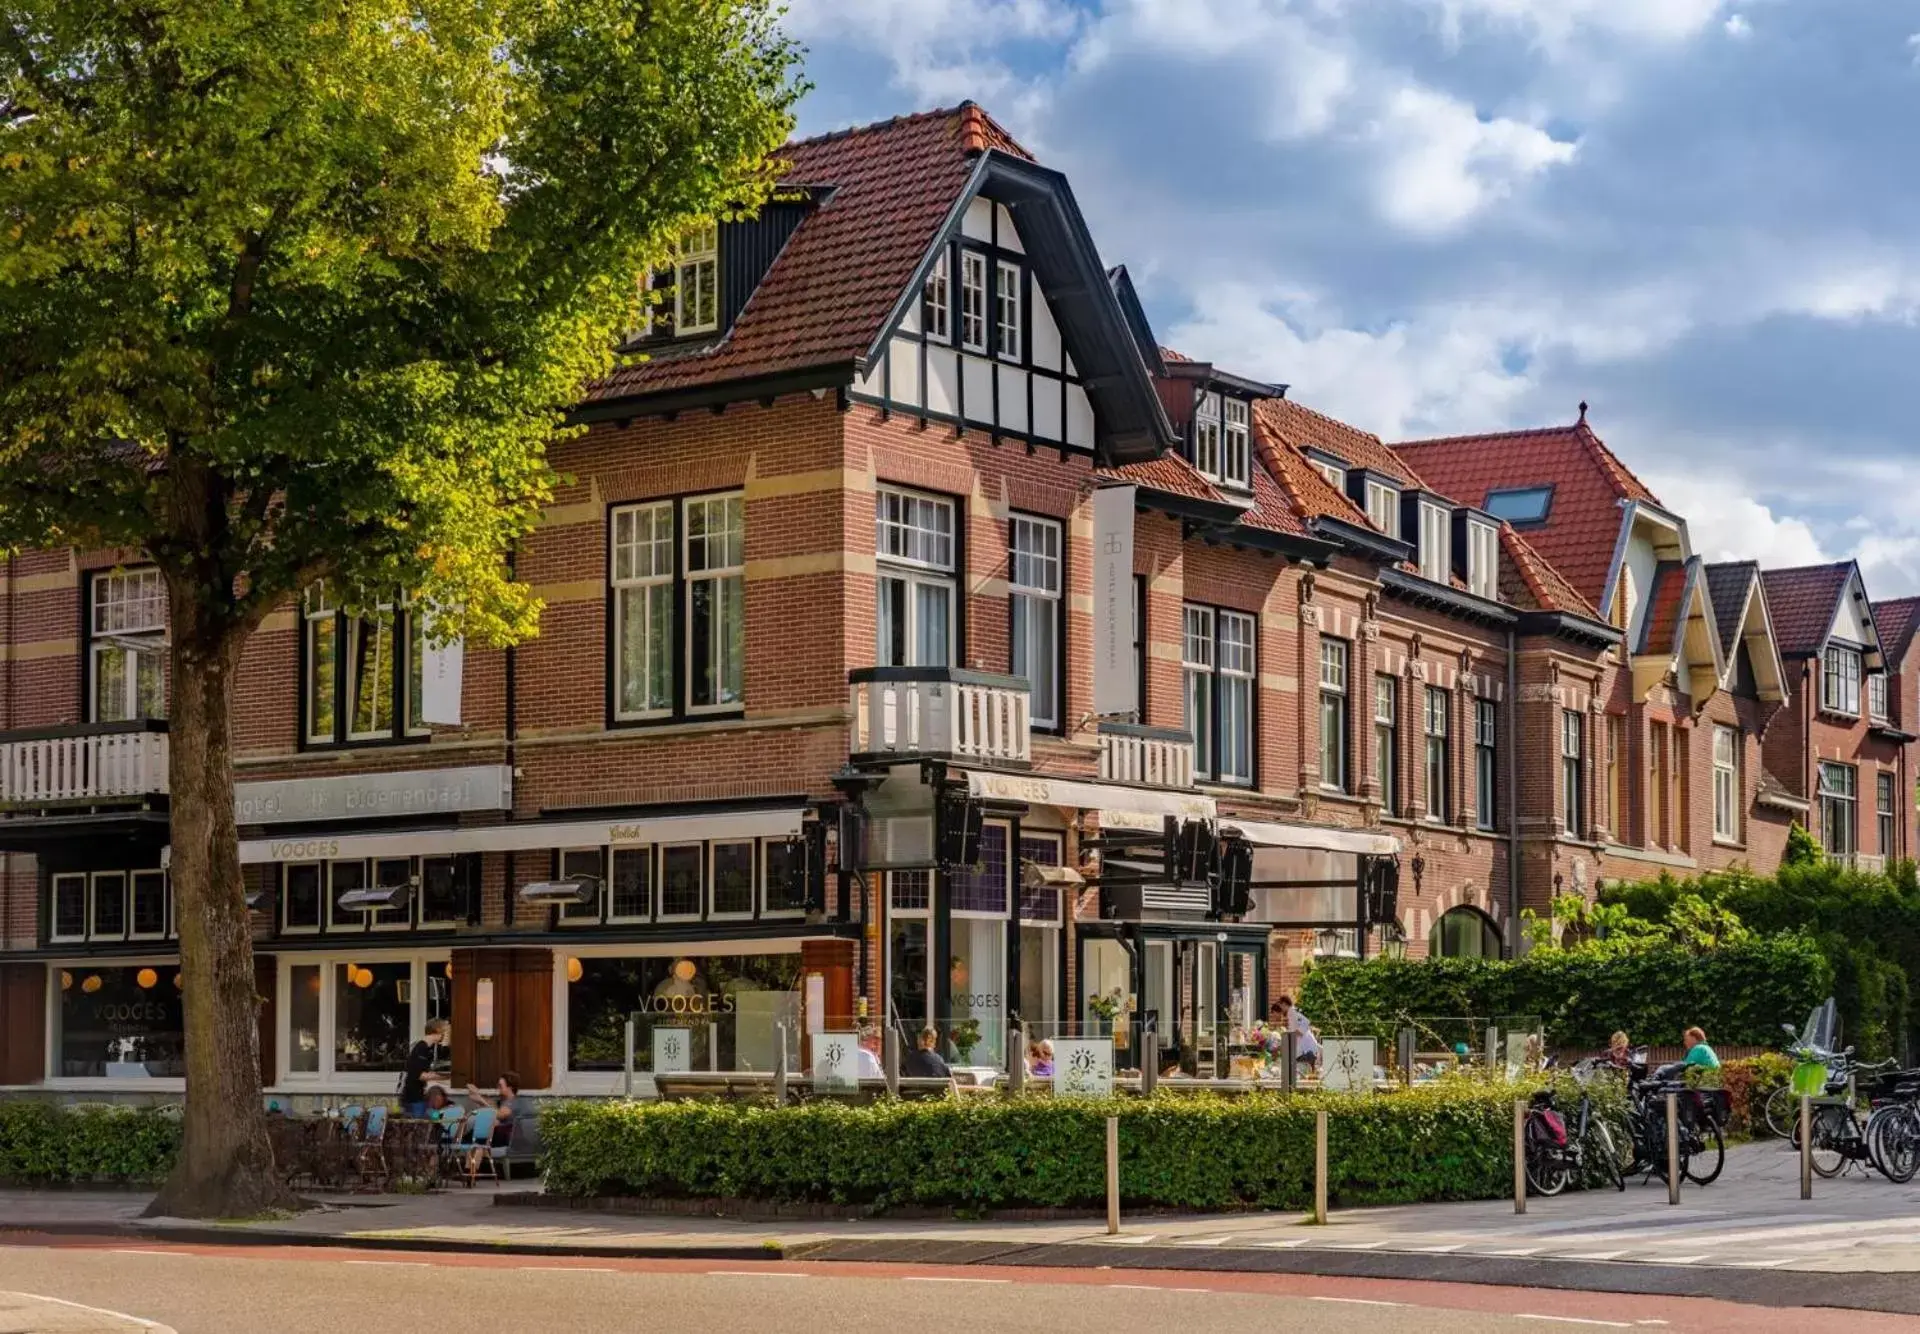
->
[[0, 1222, 784, 1263]]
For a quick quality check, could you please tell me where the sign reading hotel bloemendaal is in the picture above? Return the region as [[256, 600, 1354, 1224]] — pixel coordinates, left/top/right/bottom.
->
[[1052, 1038, 1113, 1098]]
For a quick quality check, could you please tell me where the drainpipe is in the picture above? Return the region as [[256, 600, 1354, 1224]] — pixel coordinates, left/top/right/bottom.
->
[[1505, 626, 1520, 957]]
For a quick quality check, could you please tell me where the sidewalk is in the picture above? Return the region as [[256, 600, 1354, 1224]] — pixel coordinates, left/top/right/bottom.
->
[[6, 1144, 1920, 1308]]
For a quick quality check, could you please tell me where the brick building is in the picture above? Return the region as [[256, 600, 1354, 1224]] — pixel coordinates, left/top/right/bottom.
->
[[0, 103, 1909, 1099]]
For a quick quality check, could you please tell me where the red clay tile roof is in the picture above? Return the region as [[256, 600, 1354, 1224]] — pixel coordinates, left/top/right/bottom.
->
[[1500, 526, 1602, 619], [1640, 561, 1688, 656], [1873, 597, 1920, 668], [1099, 455, 1227, 506], [1395, 419, 1657, 608], [1257, 397, 1423, 488], [1250, 400, 1377, 527], [588, 104, 1021, 404], [1241, 460, 1312, 537], [1760, 562, 1854, 657]]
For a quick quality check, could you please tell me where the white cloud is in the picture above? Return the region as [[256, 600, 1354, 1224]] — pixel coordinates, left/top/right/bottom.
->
[[1639, 467, 1828, 569], [1427, 0, 1732, 49], [1724, 14, 1751, 38], [1369, 86, 1577, 233], [1909, 33, 1920, 66]]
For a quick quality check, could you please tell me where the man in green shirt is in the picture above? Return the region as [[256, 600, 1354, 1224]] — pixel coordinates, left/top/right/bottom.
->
[[1682, 1026, 1720, 1070]]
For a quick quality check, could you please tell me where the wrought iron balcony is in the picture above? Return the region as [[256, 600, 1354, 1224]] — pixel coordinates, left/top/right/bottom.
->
[[847, 668, 1030, 766], [0, 720, 169, 809], [1096, 721, 1195, 789]]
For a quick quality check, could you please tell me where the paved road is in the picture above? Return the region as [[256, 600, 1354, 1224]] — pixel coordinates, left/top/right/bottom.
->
[[0, 1239, 1899, 1334]]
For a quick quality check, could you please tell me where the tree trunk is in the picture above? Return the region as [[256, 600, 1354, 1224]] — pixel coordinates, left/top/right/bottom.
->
[[144, 600, 299, 1218]]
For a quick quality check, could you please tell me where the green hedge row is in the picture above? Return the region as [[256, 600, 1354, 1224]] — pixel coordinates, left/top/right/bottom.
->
[[1298, 936, 1832, 1051], [541, 1085, 1529, 1211], [0, 1104, 180, 1185]]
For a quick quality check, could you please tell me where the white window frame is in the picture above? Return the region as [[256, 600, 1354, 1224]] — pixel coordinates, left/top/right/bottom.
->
[[1193, 392, 1222, 480], [708, 840, 759, 921], [49, 873, 88, 944], [876, 487, 957, 669], [761, 838, 808, 919], [657, 842, 706, 923], [276, 952, 452, 1091], [1217, 610, 1256, 787], [1374, 675, 1398, 815], [343, 601, 398, 742], [1869, 672, 1889, 723], [1713, 725, 1739, 843], [1878, 770, 1897, 856], [922, 250, 951, 343], [89, 568, 166, 723], [1008, 515, 1063, 730], [1474, 698, 1497, 831], [416, 856, 464, 930], [1823, 645, 1862, 716], [1319, 638, 1349, 794], [1222, 398, 1250, 489], [279, 861, 325, 936], [1183, 605, 1215, 780], [556, 847, 606, 926], [126, 870, 170, 942], [684, 492, 746, 715], [303, 582, 339, 745], [606, 845, 654, 925], [994, 258, 1022, 362], [1418, 503, 1451, 583], [1820, 761, 1857, 857], [1311, 458, 1344, 491], [88, 871, 128, 943], [1467, 520, 1499, 600], [1561, 709, 1583, 838], [611, 500, 676, 721], [1364, 481, 1399, 538], [959, 250, 988, 353], [673, 225, 719, 336], [1424, 686, 1451, 825], [326, 859, 371, 935]]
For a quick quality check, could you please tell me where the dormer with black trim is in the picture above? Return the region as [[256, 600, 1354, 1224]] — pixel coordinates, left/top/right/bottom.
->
[[1341, 468, 1403, 540], [626, 192, 822, 349], [1400, 489, 1456, 586], [1148, 356, 1278, 496]]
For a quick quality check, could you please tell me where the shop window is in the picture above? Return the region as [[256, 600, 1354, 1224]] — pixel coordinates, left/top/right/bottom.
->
[[328, 860, 368, 932], [890, 917, 931, 1033], [89, 872, 127, 941], [282, 862, 324, 934], [418, 857, 464, 928], [609, 847, 653, 922], [762, 839, 807, 916], [710, 842, 756, 918], [129, 871, 168, 940], [1430, 907, 1501, 959], [565, 952, 802, 1075], [557, 847, 605, 925], [1017, 832, 1064, 1034], [278, 956, 449, 1084], [659, 844, 703, 920], [287, 963, 321, 1075], [50, 874, 87, 944], [952, 822, 1010, 914], [56, 965, 184, 1078], [333, 961, 412, 1073]]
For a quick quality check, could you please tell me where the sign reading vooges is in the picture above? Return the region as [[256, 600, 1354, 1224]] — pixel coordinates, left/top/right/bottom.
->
[[234, 765, 512, 827]]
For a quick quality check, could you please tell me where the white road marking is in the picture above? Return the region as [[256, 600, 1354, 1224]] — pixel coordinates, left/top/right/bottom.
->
[[0, 1291, 176, 1332], [1515, 1316, 1631, 1328], [901, 1276, 1013, 1284], [1176, 1235, 1238, 1246], [1407, 1243, 1464, 1253], [518, 1265, 617, 1273], [705, 1271, 808, 1279], [1726, 1258, 1791, 1268], [108, 1250, 181, 1258], [1485, 1247, 1543, 1256], [1657, 1255, 1709, 1265], [1256, 1238, 1313, 1248], [1312, 1296, 1402, 1308], [1102, 1234, 1158, 1245], [1559, 1251, 1629, 1261], [343, 1259, 427, 1267], [1325, 1241, 1386, 1250]]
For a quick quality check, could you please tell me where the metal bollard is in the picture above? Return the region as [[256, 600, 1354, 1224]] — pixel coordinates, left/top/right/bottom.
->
[[1106, 1116, 1121, 1235], [1397, 1027, 1416, 1087], [1513, 1099, 1527, 1215], [1800, 1094, 1814, 1200], [883, 1028, 900, 1098], [1283, 1032, 1298, 1094], [1485, 1025, 1500, 1069], [1665, 1092, 1681, 1205], [623, 1017, 636, 1099], [773, 1022, 789, 1107], [1007, 1024, 1027, 1095], [1313, 1110, 1329, 1225], [1141, 1030, 1159, 1098]]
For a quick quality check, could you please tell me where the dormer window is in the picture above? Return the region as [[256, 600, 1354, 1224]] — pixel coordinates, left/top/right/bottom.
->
[[673, 226, 719, 336], [1364, 480, 1398, 538], [1869, 671, 1889, 722], [922, 252, 950, 343], [1466, 518, 1499, 600], [1484, 485, 1553, 525], [959, 250, 988, 352], [1222, 398, 1250, 488], [1194, 392, 1221, 478], [1311, 457, 1345, 492], [995, 259, 1022, 361], [1823, 644, 1862, 716], [1417, 502, 1450, 583]]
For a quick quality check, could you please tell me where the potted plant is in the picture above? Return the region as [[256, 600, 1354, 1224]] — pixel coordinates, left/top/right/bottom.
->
[[1087, 989, 1122, 1037], [949, 1018, 982, 1063]]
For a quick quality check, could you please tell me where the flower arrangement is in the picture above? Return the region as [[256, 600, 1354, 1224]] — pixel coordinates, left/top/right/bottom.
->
[[1087, 989, 1123, 1021], [949, 1018, 982, 1062]]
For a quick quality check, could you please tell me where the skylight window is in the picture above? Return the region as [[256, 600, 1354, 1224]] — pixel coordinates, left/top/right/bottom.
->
[[1483, 486, 1552, 525]]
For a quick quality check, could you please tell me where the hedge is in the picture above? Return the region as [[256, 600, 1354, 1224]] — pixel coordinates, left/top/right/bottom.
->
[[0, 1103, 180, 1185], [541, 1084, 1533, 1211], [1298, 935, 1832, 1051]]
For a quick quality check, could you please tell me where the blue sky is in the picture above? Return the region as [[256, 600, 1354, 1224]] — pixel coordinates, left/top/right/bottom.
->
[[782, 0, 1920, 596]]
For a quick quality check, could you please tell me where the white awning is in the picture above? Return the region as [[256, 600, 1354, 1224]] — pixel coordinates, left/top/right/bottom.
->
[[232, 806, 807, 866], [964, 770, 1214, 829], [1219, 818, 1398, 857]]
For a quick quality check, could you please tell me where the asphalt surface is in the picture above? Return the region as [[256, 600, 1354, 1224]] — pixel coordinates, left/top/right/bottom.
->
[[0, 1239, 1909, 1334]]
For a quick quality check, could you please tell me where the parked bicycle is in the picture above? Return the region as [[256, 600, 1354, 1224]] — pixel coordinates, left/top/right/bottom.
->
[[1525, 1069, 1626, 1196], [1762, 1025, 1896, 1141], [1805, 1066, 1920, 1181], [1619, 1049, 1727, 1186]]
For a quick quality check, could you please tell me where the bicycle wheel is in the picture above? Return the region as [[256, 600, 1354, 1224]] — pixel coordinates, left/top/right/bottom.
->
[[1527, 1144, 1571, 1197], [1874, 1105, 1920, 1184], [1685, 1123, 1725, 1186], [1590, 1119, 1626, 1191], [1810, 1106, 1848, 1179], [1764, 1086, 1797, 1141]]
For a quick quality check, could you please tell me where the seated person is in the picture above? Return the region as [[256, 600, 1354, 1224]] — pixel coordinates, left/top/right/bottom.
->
[[1027, 1039, 1054, 1077], [422, 1084, 455, 1139], [1653, 1027, 1720, 1083], [462, 1072, 525, 1174], [856, 1035, 884, 1080], [901, 1026, 952, 1079]]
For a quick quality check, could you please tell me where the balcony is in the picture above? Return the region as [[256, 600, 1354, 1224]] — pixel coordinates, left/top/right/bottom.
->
[[0, 720, 169, 810], [848, 668, 1030, 766], [1097, 721, 1195, 789]]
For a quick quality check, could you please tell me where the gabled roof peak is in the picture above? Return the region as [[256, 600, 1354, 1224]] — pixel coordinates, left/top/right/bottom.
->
[[789, 102, 1033, 162]]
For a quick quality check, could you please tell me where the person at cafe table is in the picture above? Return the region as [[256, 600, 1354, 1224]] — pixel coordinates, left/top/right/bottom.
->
[[462, 1072, 528, 1175], [399, 1017, 449, 1118]]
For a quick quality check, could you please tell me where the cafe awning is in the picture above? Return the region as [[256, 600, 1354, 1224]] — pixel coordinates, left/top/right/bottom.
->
[[1218, 818, 1398, 857], [226, 805, 808, 865], [1226, 819, 1397, 929], [963, 770, 1215, 830]]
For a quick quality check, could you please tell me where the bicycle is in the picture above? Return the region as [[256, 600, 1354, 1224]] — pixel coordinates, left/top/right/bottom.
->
[[1524, 1078, 1626, 1196], [1763, 1048, 1895, 1141], [1620, 1052, 1726, 1187]]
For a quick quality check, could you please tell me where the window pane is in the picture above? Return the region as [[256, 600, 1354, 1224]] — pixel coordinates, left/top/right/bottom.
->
[[420, 857, 463, 924], [347, 613, 395, 737], [57, 965, 184, 1078], [764, 839, 808, 914], [661, 845, 703, 917], [329, 860, 367, 930], [288, 963, 321, 1074], [90, 873, 126, 938], [610, 848, 652, 919], [333, 962, 412, 1072], [915, 581, 951, 667], [130, 871, 167, 937], [1186, 670, 1212, 776], [689, 574, 744, 708], [52, 876, 86, 939], [1221, 674, 1252, 783], [890, 918, 930, 1030], [712, 841, 755, 915], [93, 646, 130, 723], [877, 576, 907, 666], [307, 616, 336, 741], [284, 863, 323, 930]]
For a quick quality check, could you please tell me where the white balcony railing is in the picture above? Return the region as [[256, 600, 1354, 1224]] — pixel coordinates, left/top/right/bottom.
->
[[0, 722, 169, 806], [848, 669, 1030, 766], [1097, 722, 1195, 789]]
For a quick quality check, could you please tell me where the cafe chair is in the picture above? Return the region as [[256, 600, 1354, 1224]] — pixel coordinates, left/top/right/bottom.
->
[[455, 1108, 497, 1187]]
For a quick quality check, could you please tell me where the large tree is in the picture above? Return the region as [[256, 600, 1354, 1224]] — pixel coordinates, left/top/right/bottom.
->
[[0, 0, 799, 1216]]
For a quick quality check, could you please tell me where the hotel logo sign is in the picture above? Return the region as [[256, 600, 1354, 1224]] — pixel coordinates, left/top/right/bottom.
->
[[235, 765, 512, 826]]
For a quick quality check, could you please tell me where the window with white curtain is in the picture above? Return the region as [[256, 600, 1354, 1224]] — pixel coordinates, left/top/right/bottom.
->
[[877, 488, 955, 668], [1008, 515, 1062, 729], [1222, 398, 1250, 488], [1713, 725, 1739, 842], [611, 501, 675, 720], [1319, 639, 1349, 793], [1183, 606, 1214, 779], [1193, 392, 1221, 479]]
